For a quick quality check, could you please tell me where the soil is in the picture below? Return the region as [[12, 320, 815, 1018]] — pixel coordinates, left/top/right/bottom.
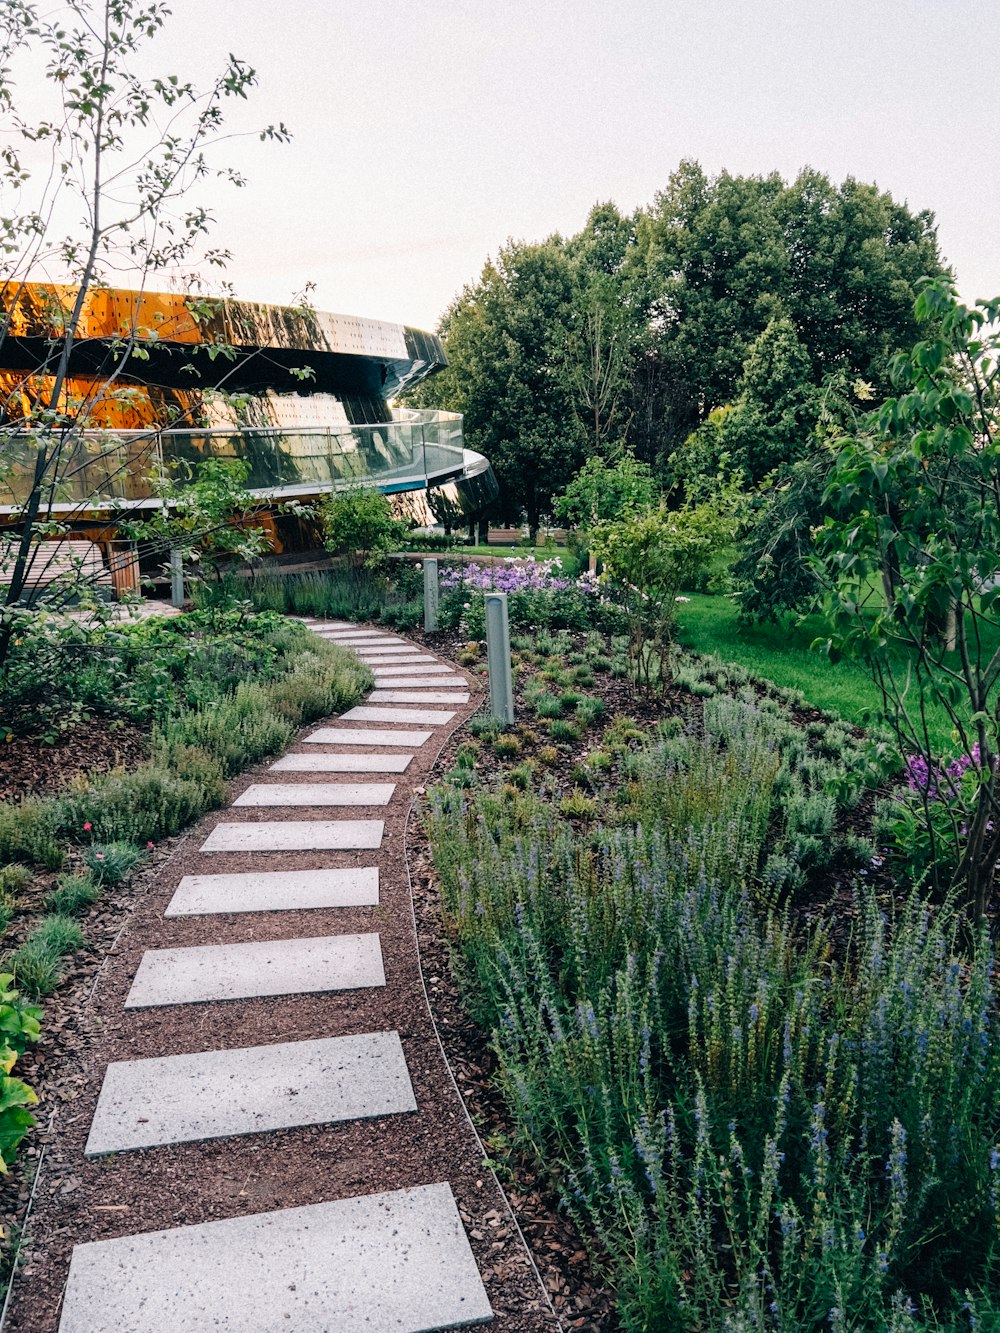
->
[[1, 653, 559, 1332], [0, 719, 148, 803]]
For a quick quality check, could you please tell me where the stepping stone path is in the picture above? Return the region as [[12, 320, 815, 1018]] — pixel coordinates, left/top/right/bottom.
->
[[27, 620, 550, 1333], [125, 932, 386, 1007], [85, 1031, 416, 1155]]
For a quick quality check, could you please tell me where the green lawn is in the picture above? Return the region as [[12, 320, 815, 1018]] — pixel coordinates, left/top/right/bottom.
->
[[676, 592, 963, 753]]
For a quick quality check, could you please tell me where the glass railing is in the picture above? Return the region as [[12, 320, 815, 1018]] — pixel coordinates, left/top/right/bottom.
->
[[0, 409, 469, 510]]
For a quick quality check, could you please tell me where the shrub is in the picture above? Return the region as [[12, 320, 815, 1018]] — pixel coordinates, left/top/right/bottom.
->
[[45, 873, 99, 916], [548, 719, 581, 742], [0, 802, 62, 871], [83, 842, 145, 885], [426, 700, 1000, 1331], [9, 915, 85, 998], [320, 487, 407, 569], [493, 734, 522, 758]]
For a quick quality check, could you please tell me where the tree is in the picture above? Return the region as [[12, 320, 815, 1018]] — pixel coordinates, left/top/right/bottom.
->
[[553, 454, 659, 531], [591, 499, 735, 688], [320, 487, 406, 570], [634, 162, 946, 465], [718, 316, 821, 485], [0, 0, 288, 665], [411, 237, 586, 540], [815, 280, 1000, 921], [121, 457, 274, 590]]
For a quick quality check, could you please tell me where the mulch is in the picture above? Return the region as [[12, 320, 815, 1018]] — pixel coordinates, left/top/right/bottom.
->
[[1, 648, 560, 1332], [0, 719, 148, 804]]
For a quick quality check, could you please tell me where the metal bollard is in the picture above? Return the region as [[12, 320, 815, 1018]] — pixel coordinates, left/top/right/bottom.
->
[[485, 591, 515, 725], [423, 557, 439, 632], [169, 548, 184, 608]]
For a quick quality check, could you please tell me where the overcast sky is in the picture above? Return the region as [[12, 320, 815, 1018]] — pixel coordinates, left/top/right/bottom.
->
[[91, 0, 1000, 330]]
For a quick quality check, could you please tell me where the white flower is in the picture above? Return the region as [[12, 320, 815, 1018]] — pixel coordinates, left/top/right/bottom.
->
[[675, 596, 690, 603]]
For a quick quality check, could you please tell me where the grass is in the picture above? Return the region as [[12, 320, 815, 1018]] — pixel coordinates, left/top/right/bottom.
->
[[676, 593, 963, 753]]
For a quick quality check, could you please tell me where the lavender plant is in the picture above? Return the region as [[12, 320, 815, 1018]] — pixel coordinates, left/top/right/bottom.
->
[[426, 697, 1000, 1330]]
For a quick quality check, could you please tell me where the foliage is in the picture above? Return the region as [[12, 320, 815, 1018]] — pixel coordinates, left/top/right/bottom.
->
[[0, 604, 296, 739], [8, 915, 85, 998], [0, 975, 39, 1171], [816, 280, 1000, 919], [553, 455, 659, 531], [416, 165, 945, 511], [1, 621, 369, 870], [734, 453, 831, 622], [121, 458, 275, 587], [436, 558, 622, 639], [427, 698, 1000, 1331], [409, 237, 588, 536], [320, 488, 408, 570], [592, 501, 735, 686], [226, 563, 422, 630]]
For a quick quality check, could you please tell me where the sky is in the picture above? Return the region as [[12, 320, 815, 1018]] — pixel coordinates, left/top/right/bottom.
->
[[17, 0, 1000, 332]]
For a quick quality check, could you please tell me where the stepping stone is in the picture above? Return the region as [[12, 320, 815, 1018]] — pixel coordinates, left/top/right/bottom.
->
[[369, 690, 469, 705], [165, 866, 380, 916], [58, 1182, 492, 1332], [372, 664, 457, 676], [355, 645, 426, 655], [359, 654, 437, 664], [271, 752, 413, 773], [233, 783, 395, 807], [305, 726, 431, 747], [324, 637, 403, 647], [125, 933, 385, 1008], [324, 630, 388, 638], [343, 706, 457, 725], [201, 820, 383, 853], [85, 1030, 415, 1155], [370, 676, 465, 689]]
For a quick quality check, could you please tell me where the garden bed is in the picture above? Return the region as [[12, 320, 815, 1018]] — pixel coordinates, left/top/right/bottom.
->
[[409, 623, 999, 1331]]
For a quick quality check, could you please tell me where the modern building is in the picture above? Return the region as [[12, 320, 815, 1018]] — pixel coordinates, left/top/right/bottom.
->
[[0, 284, 496, 531]]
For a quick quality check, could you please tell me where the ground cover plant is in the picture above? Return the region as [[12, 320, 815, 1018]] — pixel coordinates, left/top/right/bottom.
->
[[229, 561, 426, 630], [0, 612, 369, 1013], [423, 624, 1000, 1331]]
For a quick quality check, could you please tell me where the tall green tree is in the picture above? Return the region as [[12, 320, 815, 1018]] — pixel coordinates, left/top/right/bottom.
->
[[413, 237, 585, 539]]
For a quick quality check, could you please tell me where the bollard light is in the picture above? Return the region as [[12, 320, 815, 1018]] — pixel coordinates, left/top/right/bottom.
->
[[169, 548, 184, 608], [423, 557, 439, 632], [484, 591, 515, 725]]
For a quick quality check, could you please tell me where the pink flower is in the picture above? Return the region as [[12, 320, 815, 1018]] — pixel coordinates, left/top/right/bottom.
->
[[83, 822, 92, 832], [146, 842, 155, 850], [95, 853, 105, 860]]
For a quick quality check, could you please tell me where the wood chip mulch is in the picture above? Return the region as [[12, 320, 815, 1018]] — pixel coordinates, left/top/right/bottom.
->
[[0, 719, 148, 804]]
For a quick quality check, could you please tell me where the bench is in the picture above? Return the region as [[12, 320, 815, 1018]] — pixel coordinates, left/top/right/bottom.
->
[[487, 527, 527, 546], [0, 538, 114, 602]]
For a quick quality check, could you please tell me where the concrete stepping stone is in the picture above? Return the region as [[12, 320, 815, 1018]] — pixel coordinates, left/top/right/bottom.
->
[[359, 654, 437, 664], [233, 782, 395, 807], [370, 676, 465, 689], [271, 752, 413, 773], [58, 1182, 492, 1332], [355, 644, 426, 654], [343, 705, 457, 725], [324, 629, 390, 637], [165, 866, 380, 917], [372, 664, 457, 676], [304, 726, 431, 747], [125, 932, 385, 1008], [368, 690, 470, 705], [85, 1030, 416, 1155], [201, 820, 383, 853], [322, 639, 402, 650]]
